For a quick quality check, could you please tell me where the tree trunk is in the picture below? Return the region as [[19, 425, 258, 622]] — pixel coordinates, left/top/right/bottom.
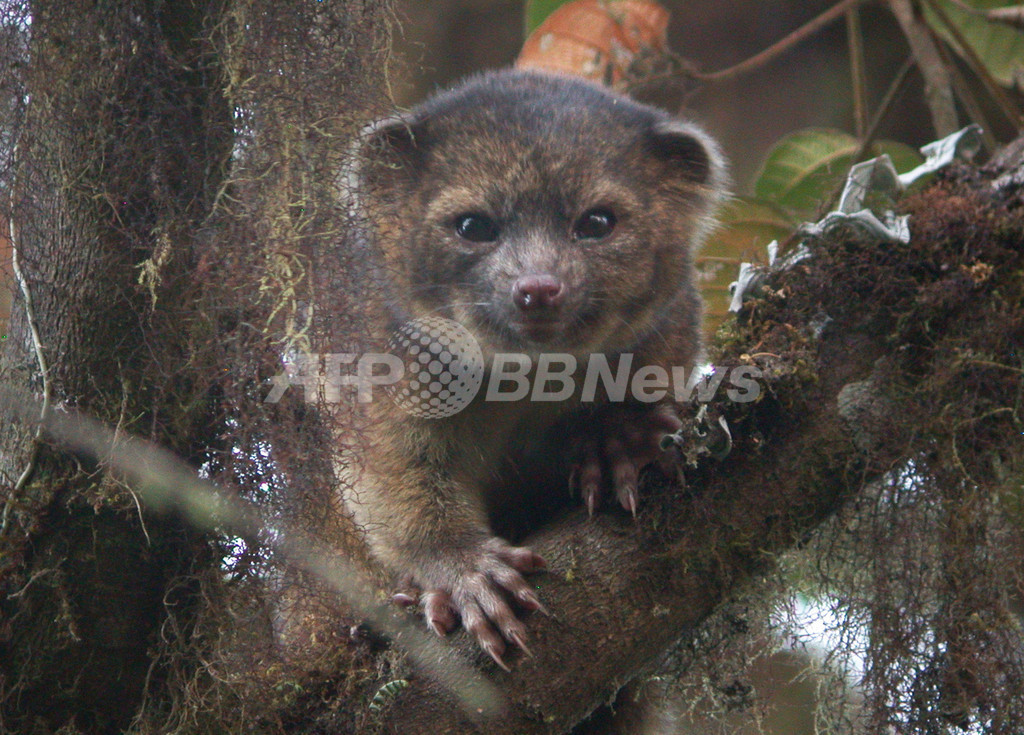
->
[[0, 2, 233, 730], [1, 0, 394, 730]]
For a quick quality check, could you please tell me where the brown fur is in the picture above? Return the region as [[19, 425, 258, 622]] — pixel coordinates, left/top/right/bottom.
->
[[344, 69, 726, 664]]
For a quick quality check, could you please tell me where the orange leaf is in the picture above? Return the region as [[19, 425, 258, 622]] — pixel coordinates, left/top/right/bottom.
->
[[516, 0, 669, 85]]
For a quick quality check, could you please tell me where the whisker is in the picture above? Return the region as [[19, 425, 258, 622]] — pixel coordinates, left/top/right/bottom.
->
[[428, 302, 493, 312], [613, 313, 644, 346]]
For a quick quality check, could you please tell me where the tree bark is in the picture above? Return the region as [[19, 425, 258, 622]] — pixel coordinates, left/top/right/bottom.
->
[[0, 1, 394, 731], [0, 2, 235, 730]]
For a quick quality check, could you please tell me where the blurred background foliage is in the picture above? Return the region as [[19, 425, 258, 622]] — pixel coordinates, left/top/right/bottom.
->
[[389, 0, 931, 188]]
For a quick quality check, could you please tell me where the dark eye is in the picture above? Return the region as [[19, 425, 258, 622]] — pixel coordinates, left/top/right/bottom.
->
[[573, 208, 616, 240], [453, 213, 499, 243]]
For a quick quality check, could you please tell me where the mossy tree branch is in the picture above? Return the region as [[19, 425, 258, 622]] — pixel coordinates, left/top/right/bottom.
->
[[373, 155, 1024, 732]]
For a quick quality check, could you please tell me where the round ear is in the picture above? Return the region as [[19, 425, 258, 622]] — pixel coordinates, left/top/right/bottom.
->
[[361, 114, 421, 160], [645, 118, 725, 190], [353, 113, 426, 195]]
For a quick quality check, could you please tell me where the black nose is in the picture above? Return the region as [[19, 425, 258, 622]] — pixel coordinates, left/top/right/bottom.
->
[[512, 274, 565, 312]]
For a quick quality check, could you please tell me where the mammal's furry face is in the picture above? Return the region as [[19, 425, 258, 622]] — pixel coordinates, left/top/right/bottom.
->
[[393, 140, 688, 354], [358, 71, 724, 356]]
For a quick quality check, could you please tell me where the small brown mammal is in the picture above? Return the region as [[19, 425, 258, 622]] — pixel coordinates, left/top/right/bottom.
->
[[348, 69, 725, 668]]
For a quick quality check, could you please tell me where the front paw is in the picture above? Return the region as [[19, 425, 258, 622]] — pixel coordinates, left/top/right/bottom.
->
[[395, 537, 546, 671], [569, 403, 682, 516]]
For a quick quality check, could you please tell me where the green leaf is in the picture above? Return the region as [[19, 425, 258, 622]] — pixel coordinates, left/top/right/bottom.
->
[[711, 196, 796, 253], [524, 0, 576, 36], [753, 129, 924, 219], [923, 0, 1024, 87], [754, 128, 860, 218]]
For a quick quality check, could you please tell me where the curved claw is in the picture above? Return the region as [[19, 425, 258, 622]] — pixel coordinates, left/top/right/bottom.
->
[[484, 643, 512, 673], [571, 404, 684, 518], [508, 629, 534, 659], [406, 538, 548, 667], [392, 592, 417, 607], [423, 590, 456, 636]]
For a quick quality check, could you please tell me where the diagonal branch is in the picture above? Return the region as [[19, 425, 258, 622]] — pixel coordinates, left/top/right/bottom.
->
[[889, 0, 960, 136], [374, 239, 910, 735]]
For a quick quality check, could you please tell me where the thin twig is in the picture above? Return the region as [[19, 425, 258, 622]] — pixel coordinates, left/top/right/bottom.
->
[[964, 358, 1024, 375], [693, 0, 865, 83], [847, 6, 869, 139], [114, 374, 151, 546], [889, 0, 959, 137], [936, 37, 1000, 151], [950, 407, 1015, 486], [812, 56, 915, 220], [0, 383, 504, 717], [921, 0, 1024, 130], [943, 0, 988, 17], [853, 56, 916, 163], [6, 566, 57, 599], [1, 142, 53, 536]]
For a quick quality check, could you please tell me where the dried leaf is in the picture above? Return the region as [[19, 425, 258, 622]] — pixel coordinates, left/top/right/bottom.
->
[[516, 0, 669, 84], [698, 197, 794, 333], [753, 129, 922, 219], [986, 5, 1024, 31]]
